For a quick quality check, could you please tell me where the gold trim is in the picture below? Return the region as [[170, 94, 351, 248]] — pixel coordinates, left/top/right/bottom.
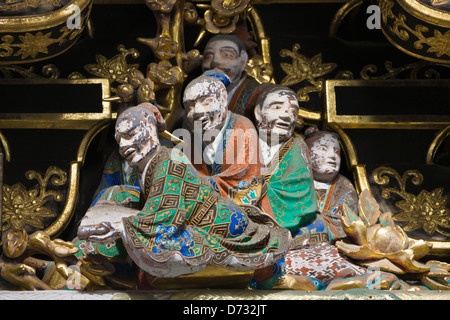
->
[[76, 119, 112, 164], [426, 125, 450, 164], [397, 0, 450, 28], [325, 80, 450, 129], [0, 0, 92, 33], [298, 108, 322, 124], [247, 5, 273, 82], [329, 0, 364, 37], [381, 27, 450, 65], [0, 130, 11, 162], [325, 122, 359, 169], [43, 162, 79, 238], [44, 119, 112, 237], [0, 78, 111, 129]]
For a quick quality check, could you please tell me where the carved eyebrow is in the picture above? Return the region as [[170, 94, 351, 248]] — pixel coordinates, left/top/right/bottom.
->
[[220, 46, 239, 55]]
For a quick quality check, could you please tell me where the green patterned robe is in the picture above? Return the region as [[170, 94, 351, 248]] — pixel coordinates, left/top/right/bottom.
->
[[258, 137, 333, 247], [80, 146, 290, 278]]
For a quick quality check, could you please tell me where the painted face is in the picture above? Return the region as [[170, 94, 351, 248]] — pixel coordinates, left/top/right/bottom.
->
[[183, 78, 228, 133], [115, 112, 159, 168], [309, 135, 341, 182], [201, 39, 247, 85], [257, 90, 299, 142]]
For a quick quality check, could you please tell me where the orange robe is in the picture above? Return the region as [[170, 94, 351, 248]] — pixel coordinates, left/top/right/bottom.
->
[[191, 112, 264, 204]]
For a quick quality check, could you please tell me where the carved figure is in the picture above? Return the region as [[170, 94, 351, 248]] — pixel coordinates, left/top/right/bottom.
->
[[201, 35, 260, 116], [251, 84, 323, 245], [77, 103, 290, 279], [181, 71, 264, 203], [304, 126, 359, 239]]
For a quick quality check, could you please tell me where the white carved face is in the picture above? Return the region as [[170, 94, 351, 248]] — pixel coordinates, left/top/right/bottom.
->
[[183, 78, 228, 133], [115, 112, 159, 169], [201, 39, 248, 85], [256, 90, 299, 142], [309, 135, 341, 182]]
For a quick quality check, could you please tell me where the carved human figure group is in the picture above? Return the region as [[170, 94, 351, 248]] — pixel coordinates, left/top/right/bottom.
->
[[74, 35, 435, 291]]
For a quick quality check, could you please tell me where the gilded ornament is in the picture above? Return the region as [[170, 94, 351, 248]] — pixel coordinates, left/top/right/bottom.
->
[[0, 0, 93, 64], [335, 189, 432, 274], [2, 167, 67, 231], [137, 35, 179, 60], [144, 0, 176, 13], [379, 0, 450, 61], [372, 166, 450, 237], [280, 43, 337, 102], [244, 54, 273, 84], [204, 9, 239, 34], [0, 0, 62, 11], [211, 0, 250, 16], [359, 60, 447, 80], [13, 32, 61, 59], [184, 1, 198, 23], [84, 45, 139, 88], [146, 60, 185, 87]]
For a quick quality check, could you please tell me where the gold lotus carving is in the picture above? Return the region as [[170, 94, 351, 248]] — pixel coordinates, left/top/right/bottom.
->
[[2, 167, 67, 231], [336, 189, 432, 274]]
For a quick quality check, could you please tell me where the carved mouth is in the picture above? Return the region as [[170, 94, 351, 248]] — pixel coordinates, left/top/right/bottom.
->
[[275, 122, 291, 130]]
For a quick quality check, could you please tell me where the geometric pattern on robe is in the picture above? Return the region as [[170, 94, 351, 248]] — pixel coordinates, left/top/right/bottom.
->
[[315, 174, 359, 240], [257, 137, 325, 248], [192, 112, 264, 205], [82, 146, 291, 278]]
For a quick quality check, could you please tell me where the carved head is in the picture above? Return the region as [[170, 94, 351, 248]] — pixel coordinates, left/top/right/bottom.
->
[[183, 75, 228, 133], [254, 84, 299, 143], [305, 127, 341, 183], [115, 103, 165, 169], [201, 34, 248, 86]]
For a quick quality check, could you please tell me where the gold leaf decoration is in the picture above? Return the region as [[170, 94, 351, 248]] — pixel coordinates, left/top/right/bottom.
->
[[372, 166, 450, 237], [2, 167, 67, 231], [84, 45, 140, 88], [380, 0, 450, 58], [279, 43, 337, 102]]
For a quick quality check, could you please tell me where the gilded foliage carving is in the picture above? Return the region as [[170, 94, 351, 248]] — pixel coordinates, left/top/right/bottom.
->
[[372, 167, 450, 237], [279, 43, 337, 102], [2, 167, 67, 231]]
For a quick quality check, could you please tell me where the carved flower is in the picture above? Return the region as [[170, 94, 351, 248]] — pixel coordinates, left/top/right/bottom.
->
[[280, 43, 336, 87], [13, 32, 60, 59], [147, 60, 185, 87], [393, 188, 450, 235], [335, 189, 432, 274], [211, 0, 250, 16], [84, 46, 139, 84], [2, 183, 56, 230], [204, 9, 239, 34]]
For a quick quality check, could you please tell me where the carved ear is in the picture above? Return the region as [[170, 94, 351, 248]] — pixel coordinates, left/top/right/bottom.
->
[[254, 104, 262, 124]]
